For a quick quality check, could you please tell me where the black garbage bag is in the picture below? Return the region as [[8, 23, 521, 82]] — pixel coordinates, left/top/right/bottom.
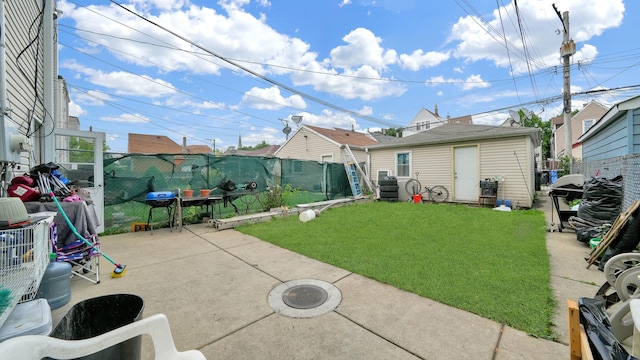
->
[[577, 226, 607, 244], [578, 297, 638, 360], [578, 176, 623, 223], [599, 214, 640, 270]]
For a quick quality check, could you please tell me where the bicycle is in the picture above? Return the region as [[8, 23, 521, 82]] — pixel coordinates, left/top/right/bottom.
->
[[404, 173, 449, 203]]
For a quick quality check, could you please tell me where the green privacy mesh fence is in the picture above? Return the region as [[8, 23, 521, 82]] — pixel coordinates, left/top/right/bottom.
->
[[102, 153, 352, 234]]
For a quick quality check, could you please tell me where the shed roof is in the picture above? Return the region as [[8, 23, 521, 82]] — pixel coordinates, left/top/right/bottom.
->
[[367, 123, 541, 149], [304, 125, 379, 147]]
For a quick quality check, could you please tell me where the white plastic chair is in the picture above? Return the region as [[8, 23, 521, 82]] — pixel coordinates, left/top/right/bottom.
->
[[0, 314, 206, 360]]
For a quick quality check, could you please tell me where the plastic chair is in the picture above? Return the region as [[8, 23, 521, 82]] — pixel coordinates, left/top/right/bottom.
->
[[0, 313, 206, 360], [52, 223, 101, 284]]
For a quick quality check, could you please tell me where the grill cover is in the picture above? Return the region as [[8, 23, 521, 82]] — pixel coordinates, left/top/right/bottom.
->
[[146, 191, 175, 207]]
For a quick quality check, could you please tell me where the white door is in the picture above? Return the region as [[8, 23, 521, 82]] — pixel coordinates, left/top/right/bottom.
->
[[454, 146, 478, 201], [53, 129, 105, 233]]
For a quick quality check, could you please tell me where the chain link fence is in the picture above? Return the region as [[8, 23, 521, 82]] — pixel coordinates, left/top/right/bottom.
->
[[102, 153, 352, 234], [573, 154, 640, 211]]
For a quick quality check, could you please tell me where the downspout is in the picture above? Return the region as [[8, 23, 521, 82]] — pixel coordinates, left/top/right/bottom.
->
[[0, 0, 8, 188], [365, 147, 371, 184], [0, 1, 6, 115], [42, 0, 55, 163]]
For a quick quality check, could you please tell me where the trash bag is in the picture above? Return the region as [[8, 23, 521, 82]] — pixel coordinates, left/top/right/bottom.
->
[[578, 297, 638, 360], [577, 226, 607, 244], [577, 176, 623, 223]]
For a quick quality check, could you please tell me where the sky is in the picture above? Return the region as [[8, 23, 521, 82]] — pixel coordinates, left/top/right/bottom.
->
[[56, 0, 640, 153]]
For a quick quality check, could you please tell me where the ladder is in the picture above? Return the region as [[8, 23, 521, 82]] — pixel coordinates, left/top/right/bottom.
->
[[344, 162, 363, 198]]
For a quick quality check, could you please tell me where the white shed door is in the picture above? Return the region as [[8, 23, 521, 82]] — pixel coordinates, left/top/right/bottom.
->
[[454, 146, 478, 201]]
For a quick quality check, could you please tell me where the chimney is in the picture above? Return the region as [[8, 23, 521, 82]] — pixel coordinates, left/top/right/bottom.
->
[[351, 123, 355, 132], [182, 137, 187, 154], [434, 104, 439, 116]]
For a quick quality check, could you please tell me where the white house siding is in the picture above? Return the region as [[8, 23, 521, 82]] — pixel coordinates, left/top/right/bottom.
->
[[277, 130, 340, 162], [276, 128, 368, 164], [5, 1, 46, 169], [478, 137, 533, 208], [369, 136, 535, 207]]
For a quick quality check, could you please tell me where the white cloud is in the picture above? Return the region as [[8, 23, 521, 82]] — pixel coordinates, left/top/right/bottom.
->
[[426, 74, 490, 90], [357, 106, 373, 116], [101, 113, 150, 123], [330, 28, 397, 71], [472, 112, 509, 126], [574, 44, 598, 63], [399, 50, 450, 71], [242, 86, 307, 110], [68, 100, 86, 117], [61, 60, 176, 97], [462, 74, 490, 90], [448, 0, 625, 74], [339, 0, 351, 8]]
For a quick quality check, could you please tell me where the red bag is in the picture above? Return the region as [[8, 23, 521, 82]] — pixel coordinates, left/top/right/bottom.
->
[[10, 175, 35, 187], [8, 183, 40, 202]]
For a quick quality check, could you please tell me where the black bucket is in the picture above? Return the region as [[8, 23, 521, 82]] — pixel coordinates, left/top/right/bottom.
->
[[49, 294, 144, 360]]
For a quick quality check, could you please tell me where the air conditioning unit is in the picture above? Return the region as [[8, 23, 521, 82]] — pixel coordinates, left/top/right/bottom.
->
[[1, 118, 27, 164]]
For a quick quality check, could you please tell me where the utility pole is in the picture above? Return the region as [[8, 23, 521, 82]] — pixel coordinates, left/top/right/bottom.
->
[[206, 139, 216, 154], [554, 5, 576, 172]]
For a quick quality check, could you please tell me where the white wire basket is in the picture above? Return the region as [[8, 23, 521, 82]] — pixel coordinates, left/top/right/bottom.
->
[[0, 216, 53, 329]]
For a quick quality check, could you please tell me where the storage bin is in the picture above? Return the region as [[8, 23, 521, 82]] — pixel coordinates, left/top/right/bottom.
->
[[0, 299, 52, 342]]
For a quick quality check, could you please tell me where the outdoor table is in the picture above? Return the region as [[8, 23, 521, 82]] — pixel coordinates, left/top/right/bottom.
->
[[174, 195, 224, 232]]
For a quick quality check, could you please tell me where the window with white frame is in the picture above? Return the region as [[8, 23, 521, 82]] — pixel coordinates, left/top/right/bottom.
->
[[582, 119, 595, 133], [396, 152, 410, 177], [321, 154, 333, 163]]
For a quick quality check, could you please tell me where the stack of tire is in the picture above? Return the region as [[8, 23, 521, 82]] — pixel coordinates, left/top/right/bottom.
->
[[378, 176, 398, 202]]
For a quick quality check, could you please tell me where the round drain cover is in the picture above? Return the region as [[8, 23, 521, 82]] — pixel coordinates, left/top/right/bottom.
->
[[268, 279, 342, 318], [282, 285, 328, 309]]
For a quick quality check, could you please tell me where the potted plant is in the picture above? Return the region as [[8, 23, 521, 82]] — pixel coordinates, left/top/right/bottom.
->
[[183, 186, 193, 198], [199, 189, 211, 197]]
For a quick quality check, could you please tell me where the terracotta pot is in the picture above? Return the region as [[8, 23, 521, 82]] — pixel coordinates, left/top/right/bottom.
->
[[183, 189, 194, 197], [199, 189, 211, 197]]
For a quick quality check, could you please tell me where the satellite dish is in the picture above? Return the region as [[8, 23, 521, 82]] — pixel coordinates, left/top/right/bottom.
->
[[291, 115, 303, 124], [282, 125, 291, 135], [508, 110, 520, 123]]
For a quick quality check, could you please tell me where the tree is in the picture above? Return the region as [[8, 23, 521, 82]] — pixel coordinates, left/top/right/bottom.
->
[[239, 141, 270, 151], [69, 137, 110, 163], [517, 109, 552, 164], [383, 128, 403, 137]]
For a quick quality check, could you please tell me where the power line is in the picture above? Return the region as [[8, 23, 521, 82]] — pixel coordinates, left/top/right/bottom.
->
[[108, 0, 400, 128]]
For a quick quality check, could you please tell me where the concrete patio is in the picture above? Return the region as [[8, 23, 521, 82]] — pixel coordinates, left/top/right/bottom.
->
[[49, 193, 607, 359]]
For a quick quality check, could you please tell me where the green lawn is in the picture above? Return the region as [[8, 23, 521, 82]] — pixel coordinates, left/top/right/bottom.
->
[[237, 201, 556, 339]]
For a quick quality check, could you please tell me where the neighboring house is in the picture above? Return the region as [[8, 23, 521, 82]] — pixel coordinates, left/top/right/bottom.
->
[[275, 125, 378, 164], [552, 101, 609, 161], [128, 134, 211, 154], [579, 94, 640, 162], [367, 123, 541, 208], [403, 106, 472, 137], [128, 134, 211, 172]]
